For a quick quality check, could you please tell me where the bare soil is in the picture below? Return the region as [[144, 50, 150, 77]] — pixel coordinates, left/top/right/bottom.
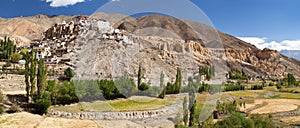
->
[[248, 99, 300, 114], [0, 112, 152, 128], [280, 116, 300, 124]]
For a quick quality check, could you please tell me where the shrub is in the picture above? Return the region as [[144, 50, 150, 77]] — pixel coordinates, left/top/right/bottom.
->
[[216, 101, 238, 114], [146, 86, 160, 97], [250, 115, 275, 128], [158, 88, 166, 99], [35, 94, 51, 115], [198, 82, 210, 93], [64, 67, 75, 81], [55, 81, 78, 104], [224, 84, 245, 92], [276, 83, 282, 89], [114, 78, 137, 97], [214, 112, 254, 128], [228, 69, 248, 80], [74, 80, 101, 102], [139, 82, 150, 91], [268, 82, 274, 86], [98, 79, 120, 100], [10, 52, 22, 63], [251, 85, 263, 90], [2, 62, 11, 68], [166, 82, 176, 94], [0, 106, 3, 114]]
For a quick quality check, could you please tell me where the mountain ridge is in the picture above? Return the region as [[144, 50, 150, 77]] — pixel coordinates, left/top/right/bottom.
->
[[1, 12, 300, 79]]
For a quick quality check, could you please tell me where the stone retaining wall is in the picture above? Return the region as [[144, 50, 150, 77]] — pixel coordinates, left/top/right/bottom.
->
[[48, 103, 181, 120]]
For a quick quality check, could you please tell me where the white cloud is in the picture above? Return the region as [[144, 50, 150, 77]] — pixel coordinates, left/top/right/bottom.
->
[[111, 0, 120, 1], [238, 37, 300, 51], [45, 0, 85, 7]]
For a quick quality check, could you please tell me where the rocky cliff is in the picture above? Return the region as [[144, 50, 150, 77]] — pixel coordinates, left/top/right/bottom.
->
[[114, 14, 300, 79]]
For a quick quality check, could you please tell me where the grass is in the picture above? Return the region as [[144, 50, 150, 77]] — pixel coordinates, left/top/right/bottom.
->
[[81, 101, 114, 112], [264, 86, 278, 91], [279, 87, 300, 93], [51, 104, 83, 113], [108, 98, 172, 111], [51, 98, 172, 112], [273, 93, 300, 99], [229, 90, 265, 98]]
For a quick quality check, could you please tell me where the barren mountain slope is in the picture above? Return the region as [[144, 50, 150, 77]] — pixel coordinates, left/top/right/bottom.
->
[[115, 14, 300, 79], [0, 14, 72, 46]]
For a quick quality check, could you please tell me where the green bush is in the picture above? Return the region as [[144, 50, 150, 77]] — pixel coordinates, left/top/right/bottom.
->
[[216, 101, 238, 114], [64, 67, 75, 81], [158, 88, 166, 99], [165, 67, 182, 94], [10, 52, 22, 63], [251, 85, 263, 90], [0, 37, 16, 60], [114, 78, 137, 97], [228, 69, 248, 80], [276, 83, 282, 89], [98, 79, 121, 100], [2, 62, 11, 68], [54, 81, 78, 104], [74, 80, 101, 102], [224, 84, 245, 92], [166, 82, 176, 94], [198, 82, 210, 93], [268, 82, 274, 86], [251, 115, 275, 128], [146, 86, 160, 97], [214, 112, 254, 128], [139, 82, 150, 91], [35, 94, 51, 115], [0, 106, 3, 114]]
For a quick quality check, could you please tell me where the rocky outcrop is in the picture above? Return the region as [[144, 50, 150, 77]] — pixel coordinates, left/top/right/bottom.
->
[[256, 48, 279, 60]]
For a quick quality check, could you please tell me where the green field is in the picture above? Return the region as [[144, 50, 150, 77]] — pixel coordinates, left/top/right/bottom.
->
[[51, 98, 172, 112], [273, 93, 300, 99], [228, 90, 266, 98]]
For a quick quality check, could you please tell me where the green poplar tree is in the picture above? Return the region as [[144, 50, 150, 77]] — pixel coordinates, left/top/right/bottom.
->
[[24, 51, 30, 102], [160, 71, 164, 88], [189, 100, 196, 127], [29, 51, 36, 95], [183, 96, 189, 125], [174, 67, 182, 93], [138, 63, 142, 89], [37, 58, 47, 97]]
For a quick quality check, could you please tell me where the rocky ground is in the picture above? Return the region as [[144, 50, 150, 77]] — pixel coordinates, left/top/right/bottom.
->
[[0, 74, 25, 95]]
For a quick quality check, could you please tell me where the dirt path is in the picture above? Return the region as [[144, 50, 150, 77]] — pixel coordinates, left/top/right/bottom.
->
[[0, 112, 155, 128], [2, 90, 26, 95]]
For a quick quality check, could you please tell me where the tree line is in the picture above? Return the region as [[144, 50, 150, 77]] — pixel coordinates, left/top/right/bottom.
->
[[0, 37, 22, 62], [23, 50, 51, 114]]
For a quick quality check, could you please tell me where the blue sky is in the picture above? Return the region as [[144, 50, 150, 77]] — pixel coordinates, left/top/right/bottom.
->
[[0, 0, 300, 51]]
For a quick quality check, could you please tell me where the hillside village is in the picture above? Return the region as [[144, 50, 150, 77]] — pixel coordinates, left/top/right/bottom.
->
[[24, 15, 133, 74]]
